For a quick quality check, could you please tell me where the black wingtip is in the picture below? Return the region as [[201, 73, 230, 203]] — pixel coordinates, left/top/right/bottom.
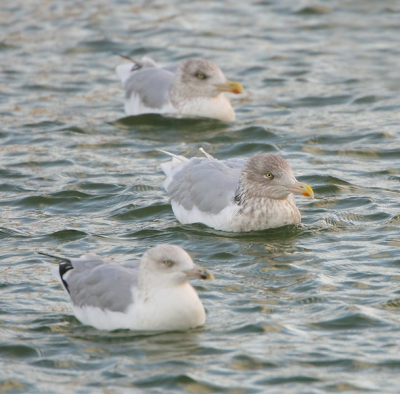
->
[[114, 53, 142, 71], [115, 53, 135, 62], [38, 251, 73, 294], [38, 251, 70, 263], [59, 261, 73, 294]]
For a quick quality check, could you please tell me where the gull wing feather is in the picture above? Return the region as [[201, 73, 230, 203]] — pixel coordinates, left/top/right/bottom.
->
[[121, 65, 175, 110], [163, 157, 246, 214], [42, 253, 138, 313]]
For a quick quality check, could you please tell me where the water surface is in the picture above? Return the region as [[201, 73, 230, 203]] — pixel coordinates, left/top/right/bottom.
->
[[1, 0, 400, 393]]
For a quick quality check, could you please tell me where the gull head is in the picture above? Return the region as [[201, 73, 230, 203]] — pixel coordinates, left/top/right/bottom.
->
[[140, 244, 214, 288], [174, 58, 243, 99], [239, 154, 314, 200]]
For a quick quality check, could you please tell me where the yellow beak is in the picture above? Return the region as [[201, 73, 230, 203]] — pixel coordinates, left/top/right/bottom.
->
[[215, 80, 243, 95], [287, 182, 314, 198]]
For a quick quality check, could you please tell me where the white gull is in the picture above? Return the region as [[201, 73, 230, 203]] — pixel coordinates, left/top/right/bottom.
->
[[40, 244, 213, 331], [116, 57, 243, 122]]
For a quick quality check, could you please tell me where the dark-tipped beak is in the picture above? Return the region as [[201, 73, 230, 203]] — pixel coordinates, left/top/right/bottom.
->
[[287, 181, 314, 198], [215, 80, 243, 95], [184, 265, 214, 280]]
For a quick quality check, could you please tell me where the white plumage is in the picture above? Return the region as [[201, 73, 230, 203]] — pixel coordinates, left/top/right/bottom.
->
[[40, 244, 213, 331], [116, 57, 243, 122]]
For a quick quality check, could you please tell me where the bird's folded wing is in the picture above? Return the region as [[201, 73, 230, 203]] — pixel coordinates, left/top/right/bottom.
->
[[166, 158, 244, 214], [66, 263, 138, 313], [123, 67, 175, 109]]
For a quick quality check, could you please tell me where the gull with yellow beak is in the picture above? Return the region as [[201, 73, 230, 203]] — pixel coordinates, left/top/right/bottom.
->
[[39, 244, 214, 331], [160, 149, 314, 232], [116, 57, 243, 122]]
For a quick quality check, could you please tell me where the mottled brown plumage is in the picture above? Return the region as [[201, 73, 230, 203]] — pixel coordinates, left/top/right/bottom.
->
[[161, 150, 314, 232]]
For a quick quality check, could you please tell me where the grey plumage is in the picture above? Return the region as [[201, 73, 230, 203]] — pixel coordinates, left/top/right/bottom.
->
[[124, 66, 175, 109], [166, 157, 246, 214], [41, 252, 137, 313], [66, 262, 137, 312], [40, 244, 214, 331], [116, 57, 243, 122], [161, 150, 314, 232]]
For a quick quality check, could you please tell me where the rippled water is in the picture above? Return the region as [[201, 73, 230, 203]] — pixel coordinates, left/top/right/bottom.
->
[[1, 0, 400, 392]]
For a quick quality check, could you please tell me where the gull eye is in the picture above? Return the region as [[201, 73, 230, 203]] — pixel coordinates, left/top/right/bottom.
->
[[196, 72, 206, 80], [264, 173, 274, 180], [163, 260, 174, 267]]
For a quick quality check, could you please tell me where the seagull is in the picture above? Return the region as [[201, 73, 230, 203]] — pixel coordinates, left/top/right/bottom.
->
[[160, 149, 314, 232], [39, 244, 214, 331], [115, 57, 243, 122]]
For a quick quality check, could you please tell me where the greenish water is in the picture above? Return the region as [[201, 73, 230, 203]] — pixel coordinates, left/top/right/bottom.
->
[[1, 0, 400, 392]]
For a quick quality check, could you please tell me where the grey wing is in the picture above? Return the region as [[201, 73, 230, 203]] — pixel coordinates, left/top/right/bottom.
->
[[162, 64, 178, 73], [221, 158, 247, 171], [66, 262, 138, 313], [167, 158, 244, 214], [123, 67, 175, 109]]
